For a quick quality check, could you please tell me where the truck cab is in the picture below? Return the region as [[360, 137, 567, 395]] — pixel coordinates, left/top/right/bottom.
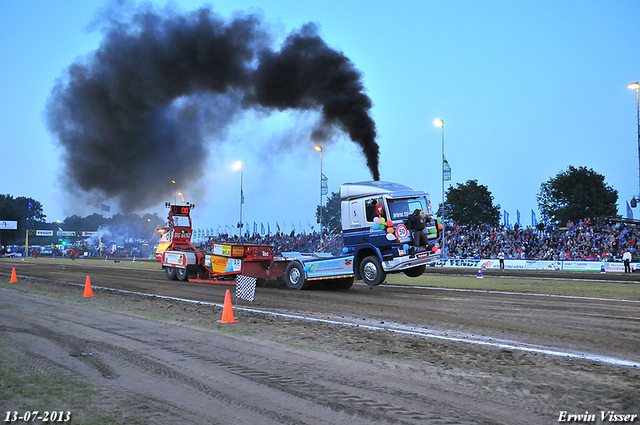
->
[[340, 181, 440, 285]]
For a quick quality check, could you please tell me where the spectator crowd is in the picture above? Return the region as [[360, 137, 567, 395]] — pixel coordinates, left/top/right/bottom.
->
[[202, 230, 345, 257], [446, 217, 637, 262]]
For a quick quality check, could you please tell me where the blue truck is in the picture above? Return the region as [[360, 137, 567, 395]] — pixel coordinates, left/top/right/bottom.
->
[[160, 181, 441, 290], [279, 181, 441, 289]]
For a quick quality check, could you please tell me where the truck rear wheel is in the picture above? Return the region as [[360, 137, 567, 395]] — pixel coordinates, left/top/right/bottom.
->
[[176, 267, 189, 281], [165, 267, 178, 281], [285, 261, 311, 290], [404, 265, 426, 278], [359, 256, 386, 286]]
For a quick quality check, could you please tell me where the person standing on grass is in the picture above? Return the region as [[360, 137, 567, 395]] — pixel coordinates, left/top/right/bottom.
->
[[623, 249, 632, 273]]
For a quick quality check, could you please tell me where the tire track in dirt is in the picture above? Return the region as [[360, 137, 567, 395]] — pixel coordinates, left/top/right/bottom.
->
[[0, 343, 226, 424], [0, 306, 304, 424], [42, 301, 560, 424], [36, 314, 479, 424], [1, 287, 554, 424]]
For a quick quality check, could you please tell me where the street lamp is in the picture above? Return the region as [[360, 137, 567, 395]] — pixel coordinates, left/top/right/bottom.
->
[[177, 192, 185, 205], [234, 161, 244, 239], [314, 145, 324, 251], [434, 119, 446, 258], [55, 220, 61, 252], [629, 82, 640, 201]]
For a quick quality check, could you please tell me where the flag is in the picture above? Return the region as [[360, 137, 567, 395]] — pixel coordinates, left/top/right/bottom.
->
[[503, 210, 509, 225], [101, 204, 110, 212], [241, 188, 244, 204], [321, 173, 328, 195], [276, 221, 281, 233], [268, 222, 271, 234], [517, 210, 521, 227], [531, 210, 537, 227], [443, 157, 451, 181], [627, 201, 634, 220], [261, 223, 265, 234], [236, 275, 257, 302], [28, 201, 33, 210]]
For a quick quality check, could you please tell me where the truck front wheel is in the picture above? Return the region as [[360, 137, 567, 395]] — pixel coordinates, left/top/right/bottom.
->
[[359, 256, 386, 286], [165, 267, 178, 281], [285, 261, 311, 290], [404, 265, 426, 278]]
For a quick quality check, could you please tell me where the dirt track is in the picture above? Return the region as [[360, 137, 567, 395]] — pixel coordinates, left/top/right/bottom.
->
[[1, 258, 639, 424]]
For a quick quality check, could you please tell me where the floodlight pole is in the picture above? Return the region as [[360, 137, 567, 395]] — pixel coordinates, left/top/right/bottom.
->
[[315, 145, 324, 251], [239, 163, 244, 239], [630, 82, 640, 198], [435, 119, 446, 258]]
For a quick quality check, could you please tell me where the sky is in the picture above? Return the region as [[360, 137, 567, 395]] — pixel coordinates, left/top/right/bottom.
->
[[1, 0, 639, 235]]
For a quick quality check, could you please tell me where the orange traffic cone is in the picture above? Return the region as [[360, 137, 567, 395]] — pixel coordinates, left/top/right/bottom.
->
[[83, 275, 93, 298], [10, 268, 17, 283], [217, 289, 238, 323]]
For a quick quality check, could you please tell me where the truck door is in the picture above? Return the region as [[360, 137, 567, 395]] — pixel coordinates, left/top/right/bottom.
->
[[349, 200, 361, 228]]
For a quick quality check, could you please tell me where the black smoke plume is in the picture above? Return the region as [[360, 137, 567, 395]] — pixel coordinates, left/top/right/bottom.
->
[[47, 4, 380, 213]]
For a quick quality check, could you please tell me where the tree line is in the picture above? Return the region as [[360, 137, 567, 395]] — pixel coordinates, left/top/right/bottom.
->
[[444, 165, 618, 227], [0, 194, 165, 246]]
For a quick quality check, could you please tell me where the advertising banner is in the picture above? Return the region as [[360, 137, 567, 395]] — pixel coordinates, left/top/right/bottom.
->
[[36, 230, 54, 236], [213, 244, 232, 256], [164, 252, 185, 267], [305, 256, 355, 279], [561, 261, 626, 273], [524, 260, 563, 271], [206, 255, 242, 274], [436, 259, 633, 273], [0, 221, 18, 230], [561, 261, 600, 272]]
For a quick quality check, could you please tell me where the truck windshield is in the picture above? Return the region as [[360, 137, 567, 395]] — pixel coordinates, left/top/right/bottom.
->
[[387, 197, 430, 221], [172, 215, 191, 228]]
